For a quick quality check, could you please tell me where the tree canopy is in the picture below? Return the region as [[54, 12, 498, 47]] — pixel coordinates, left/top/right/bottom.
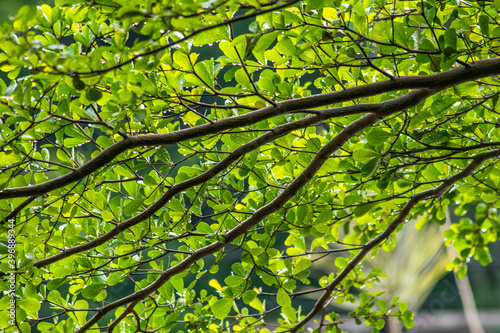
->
[[0, 0, 500, 332]]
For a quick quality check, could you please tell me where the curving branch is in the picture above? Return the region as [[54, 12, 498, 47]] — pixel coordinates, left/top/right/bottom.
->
[[289, 147, 500, 332], [2, 57, 500, 200]]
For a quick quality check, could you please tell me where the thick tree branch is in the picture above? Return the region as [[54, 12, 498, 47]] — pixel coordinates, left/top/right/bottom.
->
[[2, 57, 499, 200]]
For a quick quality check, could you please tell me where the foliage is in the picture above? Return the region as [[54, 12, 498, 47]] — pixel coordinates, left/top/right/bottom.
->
[[313, 219, 453, 333], [316, 219, 452, 311], [0, 0, 500, 332]]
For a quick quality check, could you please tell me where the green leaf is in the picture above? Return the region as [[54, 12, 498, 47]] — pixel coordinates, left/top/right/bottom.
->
[[293, 258, 311, 275], [378, 299, 387, 312], [430, 56, 441, 72], [194, 61, 214, 87], [101, 210, 114, 222], [418, 38, 437, 51], [444, 28, 457, 50], [212, 298, 233, 319], [74, 300, 88, 324], [399, 301, 407, 313], [305, 0, 325, 11], [124, 198, 145, 216], [224, 66, 239, 82], [117, 7, 146, 19], [376, 318, 385, 330], [47, 290, 65, 305], [315, 210, 333, 224], [242, 290, 257, 304], [20, 322, 31, 333], [253, 32, 279, 53], [64, 137, 87, 148], [0, 152, 23, 166], [276, 37, 295, 56], [401, 310, 414, 329], [140, 78, 157, 94], [225, 275, 245, 288], [117, 88, 133, 103], [353, 148, 379, 162], [335, 257, 347, 269], [296, 205, 310, 224], [257, 77, 275, 94], [143, 175, 158, 187], [232, 263, 246, 277], [18, 298, 41, 316], [361, 158, 380, 178], [86, 88, 103, 101], [133, 109, 147, 122], [366, 129, 392, 145], [107, 272, 127, 286], [168, 198, 184, 213], [479, 15, 489, 37], [157, 148, 172, 164], [277, 288, 291, 307], [457, 264, 468, 279], [219, 35, 247, 61], [164, 313, 178, 329], [475, 246, 492, 266], [81, 284, 106, 299], [173, 50, 195, 70], [353, 202, 376, 217], [170, 276, 184, 293], [115, 165, 134, 178], [192, 26, 230, 46], [235, 68, 253, 90], [47, 277, 69, 290], [73, 76, 85, 90]]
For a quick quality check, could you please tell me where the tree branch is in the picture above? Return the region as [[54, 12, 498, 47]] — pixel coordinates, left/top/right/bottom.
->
[[2, 57, 499, 200], [289, 147, 500, 333]]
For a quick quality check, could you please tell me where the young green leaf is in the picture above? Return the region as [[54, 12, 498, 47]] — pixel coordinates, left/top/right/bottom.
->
[[277, 288, 291, 307], [212, 298, 233, 320]]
